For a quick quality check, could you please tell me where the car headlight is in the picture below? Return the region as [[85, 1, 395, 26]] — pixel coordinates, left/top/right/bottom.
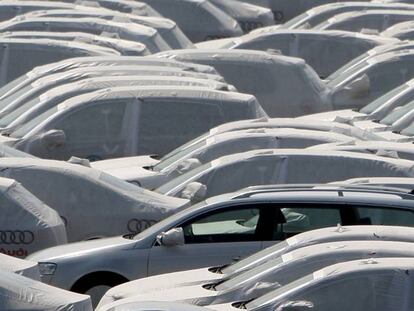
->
[[38, 262, 57, 275]]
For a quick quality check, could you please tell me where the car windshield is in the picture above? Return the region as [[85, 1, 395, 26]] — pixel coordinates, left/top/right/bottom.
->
[[0, 75, 28, 99], [326, 53, 369, 83], [222, 240, 288, 275], [159, 132, 209, 162], [381, 100, 414, 124], [246, 274, 314, 310], [281, 12, 310, 28], [153, 139, 207, 172], [156, 162, 212, 194], [360, 83, 409, 114], [216, 257, 284, 292], [326, 60, 370, 88], [9, 107, 58, 138], [0, 97, 41, 128]]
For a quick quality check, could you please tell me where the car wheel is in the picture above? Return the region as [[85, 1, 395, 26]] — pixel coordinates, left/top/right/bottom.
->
[[71, 272, 128, 307]]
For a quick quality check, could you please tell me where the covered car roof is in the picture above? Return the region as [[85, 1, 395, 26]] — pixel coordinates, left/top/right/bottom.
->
[[201, 29, 397, 78], [0, 31, 150, 56], [0, 38, 115, 87], [157, 148, 414, 199], [0, 176, 67, 257], [21, 8, 194, 49], [155, 49, 330, 117], [0, 16, 170, 53], [0, 253, 40, 280], [332, 177, 414, 190], [0, 270, 92, 311], [314, 9, 414, 32]]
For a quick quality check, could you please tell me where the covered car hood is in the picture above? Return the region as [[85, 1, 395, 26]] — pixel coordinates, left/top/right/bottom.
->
[[91, 156, 160, 171], [97, 301, 211, 311], [99, 268, 224, 308], [0, 253, 40, 281]]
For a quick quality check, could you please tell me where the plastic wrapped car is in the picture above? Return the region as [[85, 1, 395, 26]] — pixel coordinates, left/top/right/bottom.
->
[[0, 56, 219, 101], [0, 176, 67, 258], [22, 9, 194, 49], [197, 30, 397, 78], [0, 253, 40, 280], [0, 158, 189, 242], [6, 86, 265, 160], [0, 38, 115, 87], [157, 149, 414, 200], [0, 16, 170, 53]]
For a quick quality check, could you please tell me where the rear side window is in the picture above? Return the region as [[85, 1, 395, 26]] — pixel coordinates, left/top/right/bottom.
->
[[354, 205, 414, 226]]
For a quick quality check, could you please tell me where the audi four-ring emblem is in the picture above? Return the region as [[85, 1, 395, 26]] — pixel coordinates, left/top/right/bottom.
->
[[0, 230, 34, 244], [127, 219, 157, 233]]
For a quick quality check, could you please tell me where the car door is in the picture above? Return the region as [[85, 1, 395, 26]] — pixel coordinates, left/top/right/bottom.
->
[[146, 203, 282, 276]]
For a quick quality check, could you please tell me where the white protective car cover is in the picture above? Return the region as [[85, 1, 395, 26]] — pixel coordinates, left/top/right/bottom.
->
[[244, 257, 414, 311], [155, 49, 331, 117], [0, 38, 114, 87], [314, 9, 414, 32], [208, 0, 274, 32], [309, 140, 414, 161], [0, 16, 170, 53], [213, 29, 398, 78], [0, 0, 76, 22], [0, 65, 226, 122], [94, 128, 355, 188], [0, 270, 92, 311], [101, 301, 210, 311], [0, 158, 188, 242], [72, 0, 162, 17], [138, 0, 243, 42], [98, 225, 414, 307], [13, 86, 265, 160], [278, 2, 414, 30], [0, 253, 40, 280], [0, 31, 150, 56], [0, 176, 67, 258], [97, 241, 414, 308], [0, 56, 219, 100], [21, 9, 194, 50], [157, 149, 414, 199], [0, 75, 234, 131]]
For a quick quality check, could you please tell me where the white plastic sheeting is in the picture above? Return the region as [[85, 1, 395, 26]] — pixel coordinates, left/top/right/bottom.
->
[[0, 270, 92, 311], [0, 56, 219, 101], [0, 253, 40, 280], [138, 0, 243, 42], [71, 0, 162, 17], [279, 2, 414, 30], [96, 128, 355, 188], [21, 9, 194, 50], [314, 9, 414, 32], [0, 1, 75, 22], [0, 38, 114, 87], [0, 176, 67, 258], [0, 75, 234, 132], [98, 225, 414, 307], [99, 301, 209, 311], [0, 158, 189, 242], [382, 20, 414, 40], [11, 86, 264, 160], [0, 16, 170, 53], [155, 49, 331, 117], [203, 29, 397, 78], [0, 31, 150, 56], [244, 257, 414, 311], [157, 149, 414, 199]]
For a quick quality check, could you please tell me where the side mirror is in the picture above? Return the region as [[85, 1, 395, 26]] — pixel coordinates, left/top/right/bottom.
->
[[156, 228, 184, 246], [180, 182, 207, 203], [341, 74, 371, 99], [40, 129, 65, 148], [174, 158, 202, 175]]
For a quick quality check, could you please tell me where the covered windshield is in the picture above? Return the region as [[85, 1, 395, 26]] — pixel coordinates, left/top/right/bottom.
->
[[159, 132, 209, 161], [246, 274, 314, 310], [0, 75, 28, 99], [326, 60, 370, 88], [10, 107, 58, 138], [381, 101, 414, 125], [156, 162, 212, 194], [0, 98, 41, 128], [326, 53, 369, 83], [153, 139, 207, 172]]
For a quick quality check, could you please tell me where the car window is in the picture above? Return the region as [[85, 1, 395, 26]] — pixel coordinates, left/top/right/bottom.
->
[[354, 205, 414, 226], [181, 207, 261, 243], [274, 205, 343, 239]]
